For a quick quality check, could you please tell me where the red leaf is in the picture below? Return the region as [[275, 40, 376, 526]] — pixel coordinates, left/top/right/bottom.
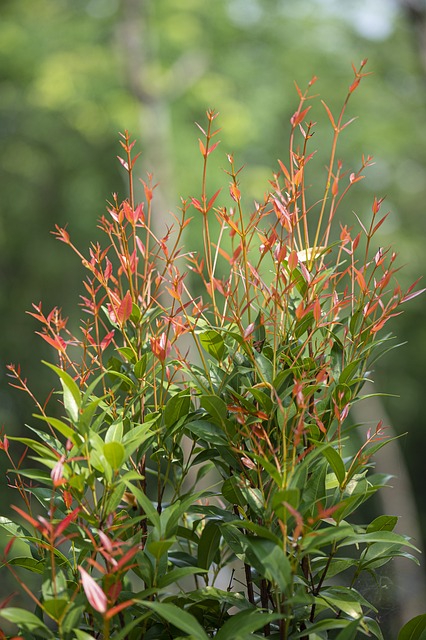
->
[[198, 138, 206, 157], [100, 330, 115, 351], [79, 566, 107, 614], [10, 505, 40, 531], [207, 188, 221, 211], [191, 197, 204, 213], [290, 106, 311, 127], [354, 268, 367, 293], [229, 183, 241, 202], [55, 506, 81, 539], [105, 599, 135, 620], [321, 100, 336, 130], [288, 250, 299, 271], [117, 291, 133, 324], [143, 183, 153, 203], [36, 333, 67, 353], [207, 140, 221, 156], [349, 77, 360, 94]]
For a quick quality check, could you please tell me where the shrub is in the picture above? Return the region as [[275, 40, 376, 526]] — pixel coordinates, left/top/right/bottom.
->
[[0, 61, 424, 639]]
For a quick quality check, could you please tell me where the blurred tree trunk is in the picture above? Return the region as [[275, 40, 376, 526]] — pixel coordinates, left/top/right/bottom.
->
[[353, 386, 426, 625], [116, 0, 207, 235], [401, 0, 426, 77]]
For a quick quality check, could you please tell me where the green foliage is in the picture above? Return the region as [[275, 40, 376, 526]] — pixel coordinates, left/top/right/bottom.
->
[[0, 67, 424, 638]]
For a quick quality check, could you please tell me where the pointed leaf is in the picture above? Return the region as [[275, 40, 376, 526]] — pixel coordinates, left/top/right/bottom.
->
[[215, 610, 283, 640], [103, 441, 126, 469], [43, 361, 81, 423], [198, 521, 221, 569], [398, 614, 426, 640], [140, 601, 209, 640]]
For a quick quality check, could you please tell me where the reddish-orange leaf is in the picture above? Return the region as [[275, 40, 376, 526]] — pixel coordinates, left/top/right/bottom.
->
[[231, 244, 242, 264], [278, 159, 291, 181], [207, 188, 221, 211], [55, 506, 82, 538], [321, 100, 336, 130], [288, 250, 299, 271], [313, 298, 321, 323], [290, 106, 311, 128], [372, 213, 389, 235], [117, 291, 133, 324], [207, 140, 221, 156], [100, 330, 115, 351], [131, 151, 142, 169], [105, 599, 135, 620], [11, 505, 40, 530], [198, 138, 206, 157], [191, 197, 204, 213], [354, 268, 367, 293], [36, 333, 67, 353], [293, 167, 304, 187], [229, 183, 241, 202], [295, 301, 305, 320], [349, 77, 360, 94]]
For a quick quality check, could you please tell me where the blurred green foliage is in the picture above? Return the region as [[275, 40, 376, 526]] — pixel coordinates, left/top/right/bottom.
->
[[1, 0, 426, 605]]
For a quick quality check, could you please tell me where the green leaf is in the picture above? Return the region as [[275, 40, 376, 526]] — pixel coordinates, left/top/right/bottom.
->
[[222, 476, 246, 507], [7, 556, 45, 574], [117, 346, 136, 362], [122, 423, 153, 458], [43, 361, 81, 423], [185, 419, 227, 446], [253, 350, 273, 383], [398, 614, 426, 640], [244, 536, 291, 592], [147, 537, 176, 560], [43, 597, 68, 621], [157, 566, 208, 588], [0, 608, 53, 638], [199, 329, 226, 361], [34, 414, 79, 445], [271, 488, 300, 522], [339, 531, 419, 552], [215, 610, 283, 640], [318, 586, 374, 618], [122, 480, 160, 529], [62, 603, 86, 634], [198, 521, 221, 569], [338, 358, 362, 384], [302, 524, 354, 551], [140, 601, 209, 640], [292, 618, 358, 639], [367, 515, 398, 533], [335, 618, 362, 640], [200, 394, 228, 426], [6, 436, 58, 460], [134, 354, 148, 378], [322, 447, 346, 485], [164, 390, 191, 427], [103, 441, 126, 469], [105, 420, 123, 443], [74, 631, 98, 640]]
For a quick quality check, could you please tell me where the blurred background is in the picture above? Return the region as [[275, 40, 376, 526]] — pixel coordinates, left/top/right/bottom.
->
[[1, 0, 426, 632]]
